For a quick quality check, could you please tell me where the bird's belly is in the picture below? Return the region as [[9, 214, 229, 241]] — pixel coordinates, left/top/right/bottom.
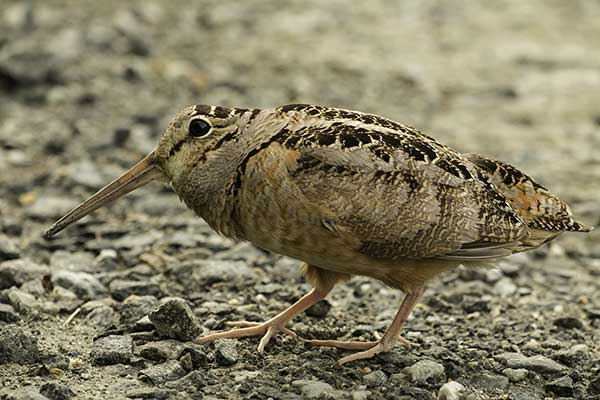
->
[[237, 199, 457, 291]]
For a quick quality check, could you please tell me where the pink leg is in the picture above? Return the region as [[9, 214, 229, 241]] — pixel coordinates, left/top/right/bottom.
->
[[309, 286, 425, 366], [194, 288, 328, 352]]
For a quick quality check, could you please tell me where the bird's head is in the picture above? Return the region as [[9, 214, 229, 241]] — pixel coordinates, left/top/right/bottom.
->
[[43, 104, 254, 239]]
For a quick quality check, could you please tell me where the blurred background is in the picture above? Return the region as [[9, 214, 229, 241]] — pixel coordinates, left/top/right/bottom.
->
[[0, 1, 599, 399]]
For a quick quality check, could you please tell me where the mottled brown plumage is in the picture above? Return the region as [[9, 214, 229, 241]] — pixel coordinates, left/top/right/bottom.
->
[[44, 104, 591, 365]]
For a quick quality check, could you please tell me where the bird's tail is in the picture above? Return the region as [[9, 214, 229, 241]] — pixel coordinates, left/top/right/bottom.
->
[[464, 154, 592, 250]]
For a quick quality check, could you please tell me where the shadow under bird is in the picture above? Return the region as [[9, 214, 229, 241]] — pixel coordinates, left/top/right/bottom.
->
[[44, 104, 592, 365]]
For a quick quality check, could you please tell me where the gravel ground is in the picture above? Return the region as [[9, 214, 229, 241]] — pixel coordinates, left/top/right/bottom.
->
[[1, 1, 599, 399]]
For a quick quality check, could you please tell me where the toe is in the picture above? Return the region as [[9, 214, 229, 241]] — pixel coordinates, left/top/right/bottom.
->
[[336, 342, 385, 366]]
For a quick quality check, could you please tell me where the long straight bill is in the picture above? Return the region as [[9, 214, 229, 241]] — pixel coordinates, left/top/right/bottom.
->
[[43, 149, 162, 239]]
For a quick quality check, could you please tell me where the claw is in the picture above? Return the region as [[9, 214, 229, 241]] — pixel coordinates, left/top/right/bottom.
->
[[194, 320, 297, 352]]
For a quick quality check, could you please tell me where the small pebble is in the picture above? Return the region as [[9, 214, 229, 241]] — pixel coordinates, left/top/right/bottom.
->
[[120, 295, 159, 326], [363, 370, 387, 387], [6, 288, 36, 313], [494, 352, 566, 375], [214, 340, 238, 366], [0, 235, 20, 261], [553, 316, 584, 330], [589, 375, 600, 395], [470, 373, 509, 391], [148, 298, 202, 341], [400, 359, 446, 384], [85, 305, 116, 329], [138, 360, 187, 386], [177, 345, 208, 368], [0, 303, 20, 322], [438, 381, 468, 400], [4, 391, 50, 400], [291, 380, 345, 399], [493, 278, 517, 296], [39, 382, 76, 400], [0, 259, 49, 289], [136, 340, 184, 362], [502, 368, 528, 383], [545, 375, 574, 397], [109, 279, 162, 301], [51, 270, 107, 300], [306, 299, 332, 318], [91, 335, 133, 365], [165, 370, 213, 391], [0, 328, 40, 364], [554, 344, 591, 366]]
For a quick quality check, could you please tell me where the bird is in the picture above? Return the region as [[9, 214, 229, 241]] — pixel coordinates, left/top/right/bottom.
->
[[44, 104, 591, 366]]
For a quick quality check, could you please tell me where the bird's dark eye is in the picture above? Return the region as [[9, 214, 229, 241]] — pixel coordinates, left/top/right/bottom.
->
[[188, 118, 212, 138]]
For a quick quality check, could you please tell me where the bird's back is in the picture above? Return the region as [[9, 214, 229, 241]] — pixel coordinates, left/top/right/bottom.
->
[[244, 105, 589, 259]]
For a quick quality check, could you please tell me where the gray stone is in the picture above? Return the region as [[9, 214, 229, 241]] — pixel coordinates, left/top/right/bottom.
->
[[173, 259, 256, 286], [148, 298, 202, 341], [125, 388, 175, 399], [112, 231, 163, 250], [0, 328, 40, 364], [502, 368, 528, 383], [545, 375, 573, 397], [462, 298, 489, 314], [470, 373, 509, 391], [94, 249, 119, 271], [91, 335, 132, 365], [51, 270, 107, 299], [0, 303, 20, 322], [438, 381, 468, 400], [27, 196, 79, 220], [291, 380, 345, 399], [136, 340, 184, 362], [497, 261, 520, 277], [80, 299, 115, 314], [0, 235, 20, 261], [7, 288, 37, 313], [554, 344, 592, 366], [363, 370, 387, 387], [138, 360, 187, 386], [214, 340, 238, 366], [0, 259, 49, 289], [3, 2, 34, 29], [67, 159, 105, 188], [306, 299, 332, 318], [3, 391, 50, 400], [165, 370, 213, 392], [552, 316, 584, 330], [131, 315, 155, 332], [85, 305, 116, 330], [401, 359, 446, 384], [493, 278, 517, 296], [109, 279, 162, 301], [232, 370, 260, 383], [120, 295, 159, 326], [40, 353, 70, 371], [49, 251, 95, 272], [39, 382, 76, 400], [19, 279, 45, 296], [589, 374, 600, 395], [494, 352, 566, 374], [351, 391, 371, 400], [177, 344, 208, 368]]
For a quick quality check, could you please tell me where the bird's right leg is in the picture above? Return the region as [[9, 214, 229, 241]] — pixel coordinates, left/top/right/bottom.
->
[[194, 264, 345, 352]]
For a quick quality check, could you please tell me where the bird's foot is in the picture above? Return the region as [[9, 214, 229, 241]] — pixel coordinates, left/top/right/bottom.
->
[[307, 336, 411, 366], [193, 320, 297, 352]]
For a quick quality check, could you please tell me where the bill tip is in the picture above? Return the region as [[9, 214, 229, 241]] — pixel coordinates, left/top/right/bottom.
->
[[42, 228, 56, 240]]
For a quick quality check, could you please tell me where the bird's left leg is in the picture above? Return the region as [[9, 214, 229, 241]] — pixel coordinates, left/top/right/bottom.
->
[[308, 285, 424, 366], [194, 264, 346, 352]]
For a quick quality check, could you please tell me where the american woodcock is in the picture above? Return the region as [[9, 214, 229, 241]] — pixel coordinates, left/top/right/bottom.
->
[[44, 104, 591, 365]]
